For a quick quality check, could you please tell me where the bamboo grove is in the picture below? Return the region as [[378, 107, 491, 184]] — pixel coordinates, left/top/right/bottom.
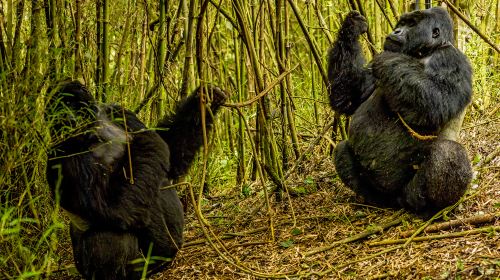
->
[[0, 0, 499, 277]]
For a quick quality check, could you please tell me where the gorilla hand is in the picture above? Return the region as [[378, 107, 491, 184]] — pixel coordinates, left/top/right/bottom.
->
[[340, 11, 368, 38], [202, 85, 228, 111]]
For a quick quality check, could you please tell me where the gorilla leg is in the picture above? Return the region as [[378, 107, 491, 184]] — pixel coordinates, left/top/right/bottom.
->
[[334, 141, 396, 207], [403, 140, 472, 214], [137, 188, 184, 273], [70, 226, 142, 280], [156, 85, 227, 178]]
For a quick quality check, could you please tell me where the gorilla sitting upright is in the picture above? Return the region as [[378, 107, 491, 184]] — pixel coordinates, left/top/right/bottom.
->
[[328, 7, 473, 215], [46, 81, 227, 279]]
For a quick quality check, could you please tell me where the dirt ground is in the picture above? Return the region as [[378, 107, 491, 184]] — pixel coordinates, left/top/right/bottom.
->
[[156, 116, 499, 279]]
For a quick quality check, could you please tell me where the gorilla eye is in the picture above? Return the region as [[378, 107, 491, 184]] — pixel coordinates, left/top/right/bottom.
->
[[432, 28, 440, 38]]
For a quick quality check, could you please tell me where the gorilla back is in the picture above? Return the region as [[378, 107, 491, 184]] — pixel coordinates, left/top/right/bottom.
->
[[328, 7, 473, 215], [46, 81, 227, 279]]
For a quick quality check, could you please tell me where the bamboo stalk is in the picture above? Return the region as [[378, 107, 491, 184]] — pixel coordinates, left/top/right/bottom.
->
[[11, 0, 25, 74], [102, 0, 109, 100], [307, 2, 319, 125], [305, 216, 403, 257], [370, 226, 500, 246], [110, 1, 132, 85], [387, 0, 400, 20], [443, 0, 500, 53], [22, 0, 41, 79], [234, 30, 246, 186], [232, 0, 264, 92], [287, 0, 328, 87], [74, 0, 82, 76], [44, 0, 57, 79], [283, 0, 305, 159], [179, 0, 197, 98], [96, 0, 102, 99], [399, 213, 498, 238], [195, 0, 210, 79], [236, 107, 275, 241]]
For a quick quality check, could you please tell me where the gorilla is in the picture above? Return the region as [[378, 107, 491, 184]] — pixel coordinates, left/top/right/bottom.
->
[[328, 7, 473, 215], [46, 81, 227, 279]]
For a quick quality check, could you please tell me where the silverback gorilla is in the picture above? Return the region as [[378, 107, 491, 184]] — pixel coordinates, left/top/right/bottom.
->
[[46, 81, 227, 279], [328, 7, 473, 215]]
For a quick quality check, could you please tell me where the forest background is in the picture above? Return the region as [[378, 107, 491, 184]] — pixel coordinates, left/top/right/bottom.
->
[[0, 0, 499, 279]]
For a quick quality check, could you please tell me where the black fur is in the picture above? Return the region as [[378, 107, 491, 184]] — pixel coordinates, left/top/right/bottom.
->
[[46, 81, 227, 279], [328, 7, 473, 215]]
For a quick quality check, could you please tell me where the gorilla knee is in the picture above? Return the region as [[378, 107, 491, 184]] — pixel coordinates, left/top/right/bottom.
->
[[426, 140, 472, 207], [406, 140, 472, 212]]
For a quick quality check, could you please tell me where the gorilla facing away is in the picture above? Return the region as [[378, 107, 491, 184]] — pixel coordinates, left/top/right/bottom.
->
[[328, 7, 473, 215], [46, 81, 227, 279]]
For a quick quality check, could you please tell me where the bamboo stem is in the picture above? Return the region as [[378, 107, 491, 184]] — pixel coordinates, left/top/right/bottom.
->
[[370, 226, 500, 246], [305, 215, 403, 257], [286, 0, 328, 87], [399, 212, 499, 238], [443, 0, 500, 53]]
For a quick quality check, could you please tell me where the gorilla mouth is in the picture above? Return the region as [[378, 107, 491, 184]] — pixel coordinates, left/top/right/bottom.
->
[[384, 37, 403, 52]]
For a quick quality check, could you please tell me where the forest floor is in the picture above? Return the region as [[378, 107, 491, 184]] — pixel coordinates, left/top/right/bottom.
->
[[50, 114, 499, 280], [157, 115, 499, 279]]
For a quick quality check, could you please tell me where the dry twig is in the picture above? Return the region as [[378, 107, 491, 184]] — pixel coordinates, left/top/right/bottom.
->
[[369, 226, 500, 246], [304, 213, 404, 257], [399, 212, 499, 238]]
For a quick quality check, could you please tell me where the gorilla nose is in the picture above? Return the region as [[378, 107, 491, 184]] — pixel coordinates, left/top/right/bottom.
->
[[392, 28, 402, 35]]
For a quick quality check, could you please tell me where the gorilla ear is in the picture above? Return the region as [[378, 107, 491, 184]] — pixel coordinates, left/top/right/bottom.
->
[[432, 28, 440, 38]]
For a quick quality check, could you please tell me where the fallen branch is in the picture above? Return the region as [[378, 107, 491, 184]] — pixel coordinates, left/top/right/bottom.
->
[[399, 212, 499, 238], [476, 146, 500, 169], [369, 226, 500, 246], [304, 215, 403, 257], [402, 188, 480, 246], [184, 225, 270, 248]]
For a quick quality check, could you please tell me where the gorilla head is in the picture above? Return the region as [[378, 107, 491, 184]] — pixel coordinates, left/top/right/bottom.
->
[[46, 81, 97, 140], [384, 7, 454, 58]]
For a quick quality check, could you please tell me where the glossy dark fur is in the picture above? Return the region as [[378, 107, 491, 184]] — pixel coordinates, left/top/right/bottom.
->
[[328, 7, 473, 215], [46, 81, 226, 279]]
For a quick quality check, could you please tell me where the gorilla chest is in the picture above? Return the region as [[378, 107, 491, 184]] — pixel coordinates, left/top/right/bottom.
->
[[348, 94, 428, 170]]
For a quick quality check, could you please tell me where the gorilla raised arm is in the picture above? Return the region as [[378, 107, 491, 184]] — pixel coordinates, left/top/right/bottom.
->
[[327, 11, 375, 115], [46, 81, 227, 279], [328, 7, 473, 216]]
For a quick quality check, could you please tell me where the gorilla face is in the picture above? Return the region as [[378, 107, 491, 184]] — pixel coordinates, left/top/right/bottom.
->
[[384, 7, 454, 58]]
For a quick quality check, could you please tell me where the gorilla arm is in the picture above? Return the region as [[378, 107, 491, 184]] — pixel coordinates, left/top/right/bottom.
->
[[156, 85, 227, 178], [328, 11, 375, 115], [372, 48, 472, 132]]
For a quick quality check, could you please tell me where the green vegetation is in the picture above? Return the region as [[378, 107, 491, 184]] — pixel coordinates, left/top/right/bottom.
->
[[0, 0, 498, 278]]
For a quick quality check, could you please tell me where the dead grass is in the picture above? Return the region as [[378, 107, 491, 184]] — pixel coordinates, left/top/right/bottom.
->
[[157, 114, 499, 279]]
